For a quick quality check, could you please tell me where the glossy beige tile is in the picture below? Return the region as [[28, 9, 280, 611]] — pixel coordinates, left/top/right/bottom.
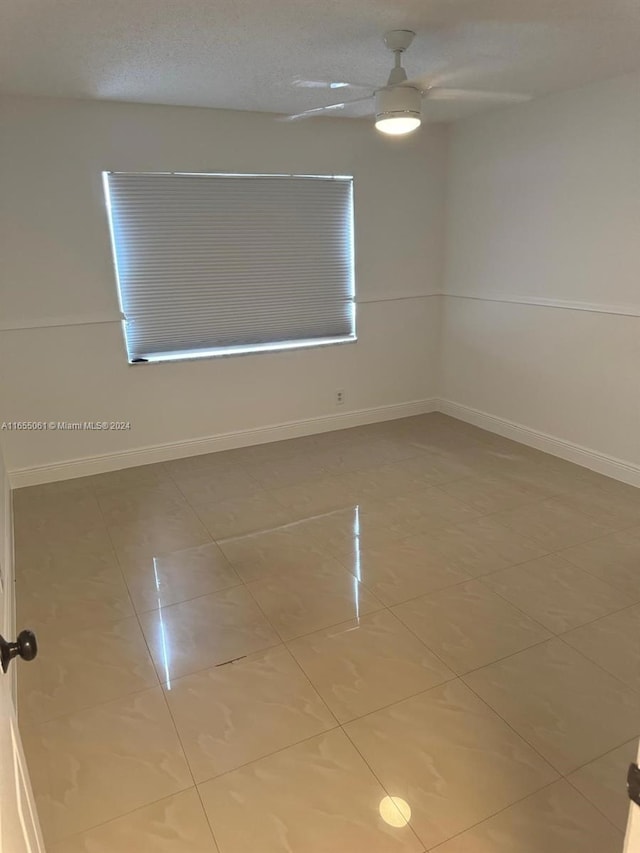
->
[[483, 554, 631, 633], [382, 450, 478, 486], [314, 439, 418, 476], [400, 517, 549, 579], [122, 541, 241, 613], [164, 449, 249, 479], [345, 680, 557, 849], [171, 468, 260, 506], [246, 565, 383, 640], [23, 687, 192, 843], [139, 586, 280, 681], [505, 458, 611, 498], [562, 603, 640, 688], [589, 474, 640, 497], [568, 740, 637, 831], [454, 515, 552, 566], [293, 506, 403, 561], [17, 558, 134, 637], [271, 475, 357, 515], [491, 497, 616, 550], [431, 781, 623, 853], [13, 479, 93, 512], [18, 616, 158, 724], [237, 434, 321, 464], [437, 472, 545, 513], [361, 488, 482, 539], [393, 581, 550, 674], [386, 454, 452, 484], [559, 482, 640, 529], [48, 789, 219, 853], [96, 480, 190, 527], [288, 610, 453, 722], [108, 510, 212, 564], [355, 538, 472, 606], [15, 527, 117, 580], [217, 524, 338, 582], [465, 639, 640, 773], [13, 492, 105, 545], [241, 452, 330, 489], [165, 647, 335, 781], [194, 492, 297, 539], [198, 729, 424, 853], [15, 416, 637, 853], [335, 462, 442, 500], [82, 463, 172, 493], [559, 528, 640, 597]]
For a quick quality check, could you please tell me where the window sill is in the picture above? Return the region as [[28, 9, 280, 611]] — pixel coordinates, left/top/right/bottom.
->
[[127, 335, 358, 366]]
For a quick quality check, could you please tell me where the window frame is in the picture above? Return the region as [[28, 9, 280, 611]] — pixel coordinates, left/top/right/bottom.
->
[[103, 171, 357, 365]]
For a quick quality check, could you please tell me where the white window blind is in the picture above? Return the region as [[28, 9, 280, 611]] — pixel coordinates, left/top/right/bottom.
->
[[104, 172, 356, 363]]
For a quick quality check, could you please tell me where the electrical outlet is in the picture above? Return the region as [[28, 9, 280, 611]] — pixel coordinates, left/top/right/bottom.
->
[[336, 389, 345, 406]]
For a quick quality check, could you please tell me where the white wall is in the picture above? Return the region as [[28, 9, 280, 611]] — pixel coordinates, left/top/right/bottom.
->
[[442, 72, 640, 469], [0, 96, 446, 479]]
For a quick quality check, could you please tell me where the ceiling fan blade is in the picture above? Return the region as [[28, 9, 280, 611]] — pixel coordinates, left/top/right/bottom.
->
[[280, 96, 373, 122], [425, 87, 532, 103], [293, 77, 376, 91], [401, 56, 513, 94]]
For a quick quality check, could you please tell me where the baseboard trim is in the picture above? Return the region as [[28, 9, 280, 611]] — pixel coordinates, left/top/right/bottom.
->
[[9, 398, 438, 488], [438, 399, 640, 488], [10, 396, 640, 490]]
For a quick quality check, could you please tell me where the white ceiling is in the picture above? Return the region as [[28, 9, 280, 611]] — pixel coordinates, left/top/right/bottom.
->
[[1, 0, 640, 122]]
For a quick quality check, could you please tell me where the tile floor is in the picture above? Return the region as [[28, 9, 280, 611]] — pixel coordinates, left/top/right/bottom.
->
[[13, 413, 640, 852]]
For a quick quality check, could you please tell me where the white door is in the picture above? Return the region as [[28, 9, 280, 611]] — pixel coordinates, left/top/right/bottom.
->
[[0, 445, 45, 853], [625, 745, 640, 852]]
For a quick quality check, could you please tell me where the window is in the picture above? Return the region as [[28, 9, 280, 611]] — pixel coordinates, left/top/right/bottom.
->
[[103, 172, 356, 363]]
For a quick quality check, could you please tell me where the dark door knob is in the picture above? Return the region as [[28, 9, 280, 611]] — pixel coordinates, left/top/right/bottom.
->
[[0, 630, 38, 673]]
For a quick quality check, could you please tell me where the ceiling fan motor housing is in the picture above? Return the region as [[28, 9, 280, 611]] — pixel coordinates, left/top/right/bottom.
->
[[375, 86, 421, 125]]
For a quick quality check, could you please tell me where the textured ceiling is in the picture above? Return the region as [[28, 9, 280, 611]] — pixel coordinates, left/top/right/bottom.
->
[[1, 0, 640, 122]]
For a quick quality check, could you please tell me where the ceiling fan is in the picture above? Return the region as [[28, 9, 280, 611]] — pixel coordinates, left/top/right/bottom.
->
[[284, 30, 531, 135]]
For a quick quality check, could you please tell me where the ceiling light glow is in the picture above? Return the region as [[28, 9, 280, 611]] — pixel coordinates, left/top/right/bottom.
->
[[375, 116, 421, 135], [379, 796, 412, 828], [375, 86, 422, 136]]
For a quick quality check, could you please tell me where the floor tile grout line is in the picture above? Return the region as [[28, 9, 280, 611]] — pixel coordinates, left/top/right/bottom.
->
[[17, 493, 640, 694], [21, 616, 640, 769], [45, 785, 207, 849], [151, 638, 285, 691], [461, 668, 640, 786], [451, 570, 640, 756], [283, 618, 458, 725], [15, 420, 640, 849], [567, 733, 640, 778], [337, 723, 428, 851], [18, 446, 624, 572], [193, 784, 224, 853], [459, 675, 565, 776], [20, 678, 164, 729], [95, 493, 207, 801], [478, 564, 640, 657], [24, 503, 639, 702], [565, 770, 631, 836], [94, 481, 223, 844], [555, 632, 640, 697], [161, 434, 433, 489], [123, 577, 245, 617], [422, 779, 578, 851], [225, 587, 345, 725], [558, 548, 640, 597], [190, 722, 344, 787]]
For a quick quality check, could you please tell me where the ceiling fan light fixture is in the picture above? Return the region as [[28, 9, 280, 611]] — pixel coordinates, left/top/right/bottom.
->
[[374, 86, 421, 136]]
